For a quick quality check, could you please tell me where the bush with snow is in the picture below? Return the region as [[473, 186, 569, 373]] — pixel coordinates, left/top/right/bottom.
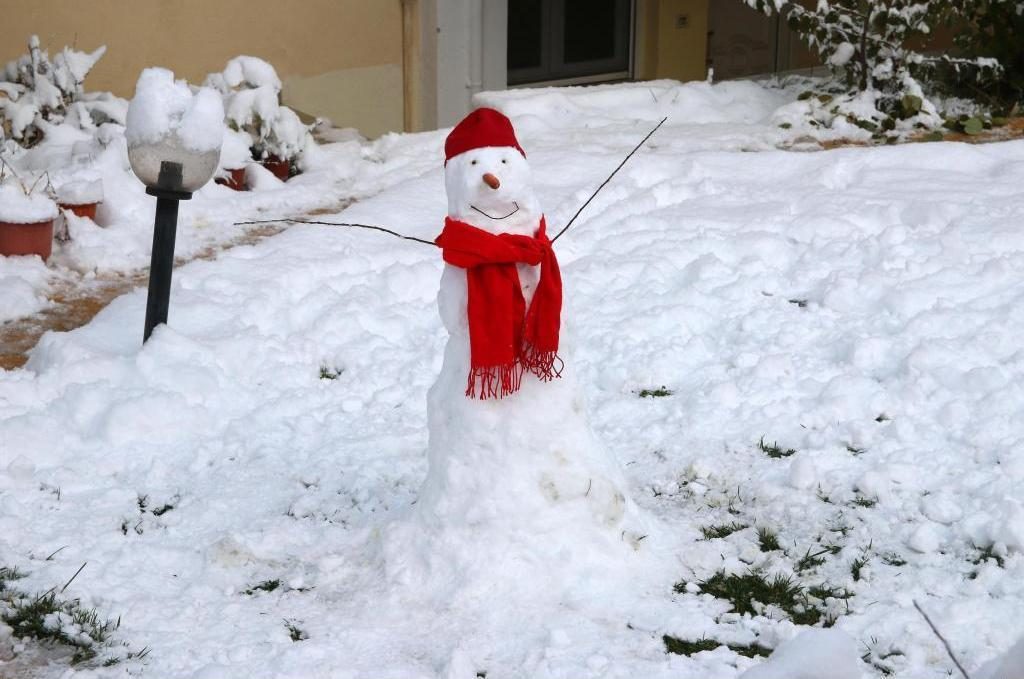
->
[[744, 1, 1006, 138], [205, 56, 311, 168], [0, 35, 112, 149], [949, 0, 1024, 111]]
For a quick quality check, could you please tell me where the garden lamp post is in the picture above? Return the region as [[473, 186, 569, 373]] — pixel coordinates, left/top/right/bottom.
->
[[128, 134, 219, 342]]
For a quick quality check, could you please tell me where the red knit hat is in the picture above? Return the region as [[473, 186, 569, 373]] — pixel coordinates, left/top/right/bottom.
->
[[444, 108, 526, 165]]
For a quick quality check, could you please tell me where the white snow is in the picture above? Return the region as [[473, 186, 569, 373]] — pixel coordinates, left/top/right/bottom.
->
[[979, 636, 1024, 679], [218, 55, 281, 93], [219, 128, 253, 171], [125, 68, 224, 152], [56, 178, 103, 205], [0, 183, 58, 223], [829, 42, 857, 67], [2, 77, 1024, 678], [741, 629, 863, 679]]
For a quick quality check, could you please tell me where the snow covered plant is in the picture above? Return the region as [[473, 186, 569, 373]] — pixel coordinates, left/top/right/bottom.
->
[[949, 0, 1024, 110], [205, 56, 310, 167], [0, 35, 111, 148], [745, 1, 1003, 136]]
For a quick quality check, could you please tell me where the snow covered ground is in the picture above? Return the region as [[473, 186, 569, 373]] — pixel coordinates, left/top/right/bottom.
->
[[2, 79, 1024, 678]]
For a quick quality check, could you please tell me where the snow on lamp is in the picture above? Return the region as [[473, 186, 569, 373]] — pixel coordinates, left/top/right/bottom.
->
[[125, 68, 223, 342]]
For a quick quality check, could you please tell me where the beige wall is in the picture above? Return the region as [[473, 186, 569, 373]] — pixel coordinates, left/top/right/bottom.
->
[[635, 0, 709, 82], [0, 0, 405, 137]]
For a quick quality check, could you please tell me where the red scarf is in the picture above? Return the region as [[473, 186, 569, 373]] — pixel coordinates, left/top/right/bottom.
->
[[435, 216, 563, 399]]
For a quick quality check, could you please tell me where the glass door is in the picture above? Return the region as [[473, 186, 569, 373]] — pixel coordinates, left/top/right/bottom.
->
[[508, 0, 632, 86]]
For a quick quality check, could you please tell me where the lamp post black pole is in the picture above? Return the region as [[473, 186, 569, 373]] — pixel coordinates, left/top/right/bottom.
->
[[142, 161, 192, 343]]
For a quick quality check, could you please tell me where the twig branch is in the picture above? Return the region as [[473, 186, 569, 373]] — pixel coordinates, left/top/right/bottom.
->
[[551, 116, 667, 243], [233, 219, 437, 247], [913, 600, 972, 679]]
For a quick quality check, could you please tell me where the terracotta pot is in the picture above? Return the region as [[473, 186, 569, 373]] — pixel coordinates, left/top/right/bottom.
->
[[261, 155, 291, 181], [0, 219, 55, 261], [215, 167, 247, 191], [59, 202, 99, 220]]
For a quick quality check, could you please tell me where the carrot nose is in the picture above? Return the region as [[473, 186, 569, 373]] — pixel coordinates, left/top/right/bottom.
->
[[482, 173, 500, 190]]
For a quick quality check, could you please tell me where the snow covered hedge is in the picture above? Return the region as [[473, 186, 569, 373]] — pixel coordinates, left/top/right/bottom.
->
[[204, 56, 311, 167], [949, 0, 1024, 110], [744, 1, 1013, 137], [0, 35, 113, 149]]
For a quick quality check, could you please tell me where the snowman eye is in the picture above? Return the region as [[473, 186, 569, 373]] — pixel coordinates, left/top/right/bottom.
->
[[501, 159, 507, 164], [471, 159, 478, 165]]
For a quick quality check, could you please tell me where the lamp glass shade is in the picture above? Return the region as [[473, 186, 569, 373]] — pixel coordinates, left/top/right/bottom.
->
[[128, 133, 221, 194]]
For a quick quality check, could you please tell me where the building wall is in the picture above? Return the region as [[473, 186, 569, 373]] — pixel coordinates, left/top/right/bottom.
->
[[635, 0, 709, 82], [0, 0, 405, 138]]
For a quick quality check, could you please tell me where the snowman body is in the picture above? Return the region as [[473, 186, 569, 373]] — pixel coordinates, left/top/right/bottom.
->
[[384, 110, 647, 594], [415, 142, 638, 540]]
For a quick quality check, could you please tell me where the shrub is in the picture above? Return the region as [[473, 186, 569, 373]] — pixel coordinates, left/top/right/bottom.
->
[[745, 1, 1004, 133]]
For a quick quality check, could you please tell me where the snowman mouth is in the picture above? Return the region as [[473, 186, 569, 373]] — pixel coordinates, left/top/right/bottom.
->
[[470, 202, 520, 220]]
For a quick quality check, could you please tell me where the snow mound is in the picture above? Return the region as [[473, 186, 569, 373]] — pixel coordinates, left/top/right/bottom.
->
[[219, 128, 254, 170], [56, 178, 103, 205], [125, 68, 224, 152], [979, 637, 1024, 679], [741, 629, 863, 679], [475, 79, 791, 128], [0, 183, 58, 223]]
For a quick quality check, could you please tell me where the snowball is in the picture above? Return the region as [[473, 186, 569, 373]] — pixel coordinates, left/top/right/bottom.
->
[[56, 178, 103, 205], [125, 68, 224, 153], [920, 493, 963, 526], [0, 183, 58, 223], [741, 628, 863, 679], [908, 524, 942, 554]]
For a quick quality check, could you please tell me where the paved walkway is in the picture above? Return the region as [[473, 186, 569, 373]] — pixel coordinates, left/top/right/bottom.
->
[[0, 222, 286, 370]]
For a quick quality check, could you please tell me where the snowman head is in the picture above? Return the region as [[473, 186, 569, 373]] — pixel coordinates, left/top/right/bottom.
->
[[444, 108, 540, 230]]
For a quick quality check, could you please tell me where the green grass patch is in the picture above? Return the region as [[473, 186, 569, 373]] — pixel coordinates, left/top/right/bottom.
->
[[795, 547, 833, 573], [319, 365, 342, 380], [662, 634, 771, 658], [851, 555, 870, 582], [881, 552, 906, 567], [244, 579, 282, 595], [284, 619, 308, 642], [0, 565, 147, 667], [700, 522, 748, 540], [756, 527, 781, 552], [758, 436, 796, 458], [684, 570, 827, 625], [2, 589, 115, 664], [971, 545, 1006, 569], [851, 495, 877, 508], [0, 566, 26, 592], [639, 386, 673, 398], [151, 503, 174, 517]]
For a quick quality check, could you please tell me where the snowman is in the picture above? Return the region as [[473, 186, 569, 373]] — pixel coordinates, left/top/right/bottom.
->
[[391, 108, 645, 568]]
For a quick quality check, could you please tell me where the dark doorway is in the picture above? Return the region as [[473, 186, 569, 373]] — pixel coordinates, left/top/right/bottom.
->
[[508, 0, 632, 86]]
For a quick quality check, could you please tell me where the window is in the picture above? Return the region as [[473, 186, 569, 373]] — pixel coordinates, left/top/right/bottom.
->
[[508, 0, 632, 86]]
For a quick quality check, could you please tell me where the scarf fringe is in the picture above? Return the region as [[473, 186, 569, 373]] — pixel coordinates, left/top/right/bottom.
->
[[521, 344, 564, 383], [466, 363, 525, 400], [465, 351, 564, 400]]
